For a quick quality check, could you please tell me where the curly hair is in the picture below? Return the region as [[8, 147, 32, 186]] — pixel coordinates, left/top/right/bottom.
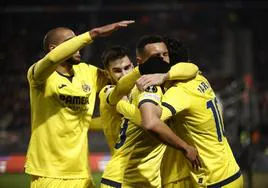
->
[[164, 36, 189, 65]]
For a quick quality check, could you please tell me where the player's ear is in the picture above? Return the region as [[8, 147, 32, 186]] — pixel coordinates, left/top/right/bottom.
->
[[48, 44, 57, 52]]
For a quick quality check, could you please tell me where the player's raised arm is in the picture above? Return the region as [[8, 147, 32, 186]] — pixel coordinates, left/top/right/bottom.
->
[[29, 20, 135, 83]]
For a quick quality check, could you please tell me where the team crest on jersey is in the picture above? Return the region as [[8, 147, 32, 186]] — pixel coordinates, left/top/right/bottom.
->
[[145, 86, 157, 93], [82, 83, 91, 93]]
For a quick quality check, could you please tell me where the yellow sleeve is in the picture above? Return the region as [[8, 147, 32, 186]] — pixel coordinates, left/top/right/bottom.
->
[[108, 67, 141, 105], [138, 86, 163, 107], [161, 85, 191, 121], [168, 62, 198, 80], [116, 100, 142, 125], [30, 32, 93, 84], [116, 98, 171, 125]]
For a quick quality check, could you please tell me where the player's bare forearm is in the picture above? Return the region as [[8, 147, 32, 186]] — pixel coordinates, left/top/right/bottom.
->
[[140, 103, 187, 151], [147, 118, 188, 152]]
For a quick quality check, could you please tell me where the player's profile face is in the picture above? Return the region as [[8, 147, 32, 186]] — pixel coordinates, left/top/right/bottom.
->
[[143, 42, 170, 64], [108, 56, 133, 83], [60, 30, 81, 64]]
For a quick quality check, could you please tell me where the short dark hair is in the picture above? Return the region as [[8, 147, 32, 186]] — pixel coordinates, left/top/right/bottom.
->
[[43, 27, 70, 53], [101, 46, 130, 69], [136, 34, 164, 55], [164, 36, 189, 65]]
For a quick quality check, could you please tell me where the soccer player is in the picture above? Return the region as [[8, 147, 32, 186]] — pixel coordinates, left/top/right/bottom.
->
[[98, 46, 137, 154], [137, 37, 244, 188], [25, 20, 134, 188], [100, 35, 200, 188]]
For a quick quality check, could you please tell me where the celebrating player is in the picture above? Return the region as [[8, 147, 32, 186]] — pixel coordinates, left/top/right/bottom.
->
[[25, 20, 134, 188], [137, 37, 244, 188]]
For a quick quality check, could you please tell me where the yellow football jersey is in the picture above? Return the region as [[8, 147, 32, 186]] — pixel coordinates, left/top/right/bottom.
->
[[161, 74, 241, 187], [99, 85, 122, 154], [99, 84, 143, 155], [25, 62, 104, 179], [101, 86, 166, 187], [115, 88, 191, 186]]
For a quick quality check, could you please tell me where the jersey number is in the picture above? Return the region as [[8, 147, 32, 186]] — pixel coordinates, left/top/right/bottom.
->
[[115, 119, 129, 149], [207, 98, 225, 142]]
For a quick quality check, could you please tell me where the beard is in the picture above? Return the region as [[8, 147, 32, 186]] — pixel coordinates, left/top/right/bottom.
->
[[67, 53, 81, 65]]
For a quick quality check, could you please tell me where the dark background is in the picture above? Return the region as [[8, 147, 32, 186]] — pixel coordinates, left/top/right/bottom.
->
[[1, 0, 268, 180]]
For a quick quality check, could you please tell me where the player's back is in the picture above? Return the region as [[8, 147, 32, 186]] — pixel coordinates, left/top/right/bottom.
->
[[101, 86, 166, 188], [163, 74, 241, 187]]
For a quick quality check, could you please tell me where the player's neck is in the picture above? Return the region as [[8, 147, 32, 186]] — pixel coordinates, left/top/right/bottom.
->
[[56, 63, 74, 77]]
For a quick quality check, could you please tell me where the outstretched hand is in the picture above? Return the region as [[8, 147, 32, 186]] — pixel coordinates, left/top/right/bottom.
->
[[136, 73, 168, 91], [89, 20, 135, 39]]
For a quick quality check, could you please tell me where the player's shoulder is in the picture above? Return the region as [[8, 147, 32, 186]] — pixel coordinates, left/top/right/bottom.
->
[[173, 74, 207, 87], [140, 85, 163, 98], [132, 85, 162, 96], [195, 74, 210, 82], [141, 86, 163, 99], [174, 74, 215, 97], [164, 82, 189, 98], [27, 63, 35, 79]]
